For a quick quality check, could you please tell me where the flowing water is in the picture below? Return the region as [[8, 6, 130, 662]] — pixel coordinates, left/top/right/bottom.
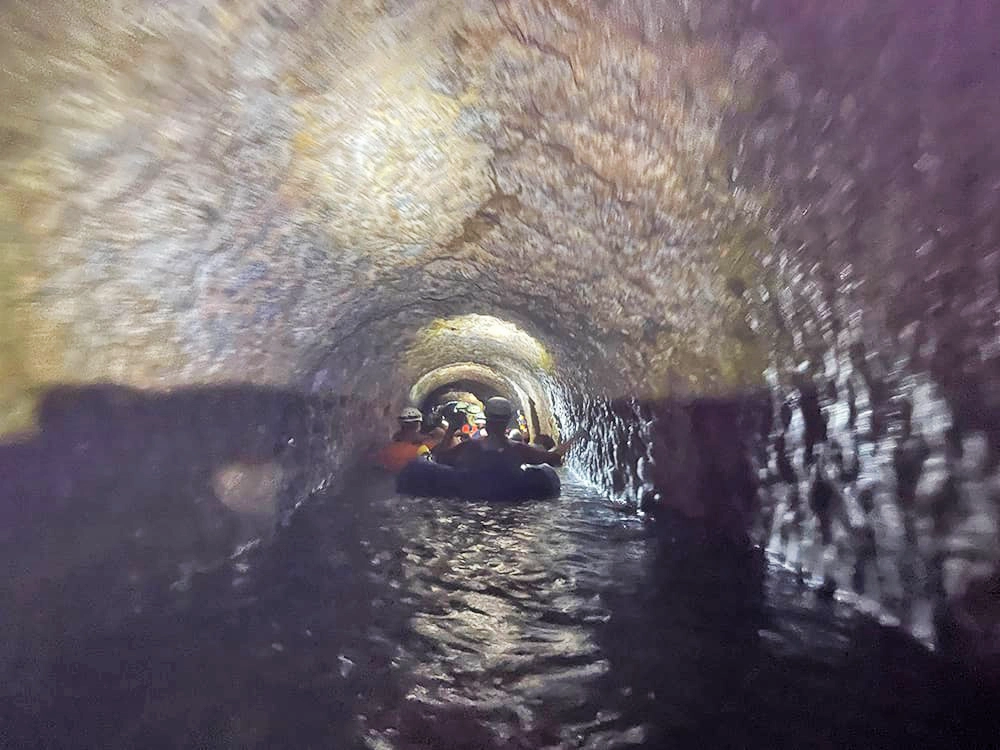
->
[[6, 473, 996, 749]]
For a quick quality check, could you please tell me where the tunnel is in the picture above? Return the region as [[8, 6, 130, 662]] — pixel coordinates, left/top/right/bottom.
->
[[2, 0, 1000, 747]]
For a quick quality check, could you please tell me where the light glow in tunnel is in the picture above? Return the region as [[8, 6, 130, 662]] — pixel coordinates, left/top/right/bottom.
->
[[404, 314, 561, 440]]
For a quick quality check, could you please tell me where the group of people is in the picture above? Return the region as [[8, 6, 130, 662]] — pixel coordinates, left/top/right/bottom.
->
[[376, 396, 577, 474]]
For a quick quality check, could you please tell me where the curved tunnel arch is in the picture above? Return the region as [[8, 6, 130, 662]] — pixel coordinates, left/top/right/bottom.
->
[[402, 315, 562, 440], [408, 364, 520, 410], [418, 379, 507, 412], [408, 361, 555, 441]]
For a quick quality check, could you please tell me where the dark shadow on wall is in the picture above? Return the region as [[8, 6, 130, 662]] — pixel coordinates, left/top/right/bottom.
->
[[2, 379, 997, 746], [567, 389, 772, 545], [596, 534, 1000, 750], [567, 381, 1000, 686], [0, 425, 403, 750], [0, 382, 387, 695]]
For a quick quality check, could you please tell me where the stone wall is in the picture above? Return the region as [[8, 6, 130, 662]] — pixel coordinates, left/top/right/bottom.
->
[[1, 0, 999, 667], [0, 382, 386, 680]]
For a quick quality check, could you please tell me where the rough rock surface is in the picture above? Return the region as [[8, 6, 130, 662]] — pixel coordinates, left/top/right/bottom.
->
[[1, 0, 999, 654]]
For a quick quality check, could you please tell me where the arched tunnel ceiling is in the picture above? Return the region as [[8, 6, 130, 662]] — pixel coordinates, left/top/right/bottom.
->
[[404, 315, 552, 382], [408, 361, 555, 437], [403, 315, 558, 433], [2, 0, 998, 434]]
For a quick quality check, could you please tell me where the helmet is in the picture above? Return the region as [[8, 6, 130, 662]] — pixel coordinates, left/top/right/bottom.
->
[[398, 407, 422, 423], [440, 401, 469, 425], [484, 397, 513, 420]]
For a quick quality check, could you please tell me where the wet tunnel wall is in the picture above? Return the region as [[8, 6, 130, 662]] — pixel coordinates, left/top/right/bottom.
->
[[1, 0, 999, 669]]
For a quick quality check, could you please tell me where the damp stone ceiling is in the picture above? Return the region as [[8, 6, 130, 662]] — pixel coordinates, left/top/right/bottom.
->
[[2, 0, 998, 455]]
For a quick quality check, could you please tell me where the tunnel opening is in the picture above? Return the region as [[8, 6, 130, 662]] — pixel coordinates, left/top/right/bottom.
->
[[408, 364, 550, 443], [416, 376, 538, 439], [420, 379, 507, 412], [401, 315, 567, 445]]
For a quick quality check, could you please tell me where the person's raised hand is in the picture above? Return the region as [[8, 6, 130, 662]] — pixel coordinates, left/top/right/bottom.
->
[[554, 430, 585, 455]]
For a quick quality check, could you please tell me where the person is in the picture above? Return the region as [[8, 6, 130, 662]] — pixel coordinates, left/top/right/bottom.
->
[[420, 414, 448, 447], [436, 400, 477, 440], [470, 415, 488, 440], [391, 407, 426, 444], [376, 407, 432, 471], [531, 434, 556, 451], [432, 397, 580, 472]]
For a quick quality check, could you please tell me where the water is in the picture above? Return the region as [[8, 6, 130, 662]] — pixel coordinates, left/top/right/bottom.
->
[[5, 473, 996, 748]]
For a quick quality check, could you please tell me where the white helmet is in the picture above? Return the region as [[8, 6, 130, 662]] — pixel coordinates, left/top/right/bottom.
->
[[398, 407, 422, 423]]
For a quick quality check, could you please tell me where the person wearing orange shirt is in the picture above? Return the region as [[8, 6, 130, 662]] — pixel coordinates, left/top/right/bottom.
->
[[375, 407, 432, 472]]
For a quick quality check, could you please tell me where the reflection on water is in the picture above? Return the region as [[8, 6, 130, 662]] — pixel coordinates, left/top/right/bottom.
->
[[361, 483, 648, 748], [5, 473, 996, 748]]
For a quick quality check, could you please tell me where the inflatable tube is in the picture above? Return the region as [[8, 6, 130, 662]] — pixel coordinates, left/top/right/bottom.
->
[[396, 459, 560, 501]]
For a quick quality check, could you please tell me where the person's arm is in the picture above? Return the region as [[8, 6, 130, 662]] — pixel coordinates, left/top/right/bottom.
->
[[511, 443, 564, 466], [421, 426, 446, 448], [430, 423, 459, 456], [430, 405, 463, 459], [432, 427, 476, 466], [512, 430, 585, 466], [552, 430, 585, 457]]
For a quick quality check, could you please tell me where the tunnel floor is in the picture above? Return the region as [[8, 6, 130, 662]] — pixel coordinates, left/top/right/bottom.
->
[[5, 474, 997, 749]]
